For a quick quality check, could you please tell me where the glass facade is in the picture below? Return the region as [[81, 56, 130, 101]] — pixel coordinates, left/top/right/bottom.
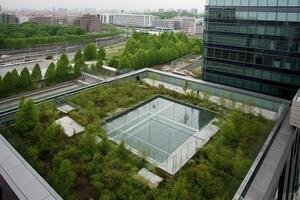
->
[[203, 0, 300, 99]]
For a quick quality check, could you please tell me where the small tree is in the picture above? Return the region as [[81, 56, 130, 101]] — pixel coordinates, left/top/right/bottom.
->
[[45, 62, 56, 84], [50, 156, 76, 199], [56, 53, 70, 81], [74, 49, 83, 62], [95, 59, 103, 72], [97, 46, 106, 60], [15, 98, 39, 136], [107, 56, 119, 68], [3, 72, 14, 93], [0, 76, 4, 95], [11, 69, 20, 89], [31, 64, 42, 81], [84, 43, 97, 61], [19, 67, 33, 89]]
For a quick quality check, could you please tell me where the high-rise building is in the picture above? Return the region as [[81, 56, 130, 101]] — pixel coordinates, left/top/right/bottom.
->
[[191, 8, 198, 15], [181, 17, 196, 35], [203, 0, 300, 99], [0, 12, 19, 24], [112, 14, 154, 28], [75, 14, 101, 33], [154, 18, 182, 30]]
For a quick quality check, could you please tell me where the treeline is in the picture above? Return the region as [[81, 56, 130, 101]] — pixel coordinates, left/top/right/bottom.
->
[[0, 22, 122, 49], [108, 32, 203, 70], [0, 53, 84, 99], [0, 65, 41, 98]]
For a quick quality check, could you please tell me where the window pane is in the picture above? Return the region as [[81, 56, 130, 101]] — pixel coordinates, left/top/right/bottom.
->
[[267, 12, 276, 21], [287, 13, 298, 21], [268, 0, 277, 6], [258, 12, 267, 20], [259, 0, 268, 6], [277, 13, 287, 21], [241, 0, 249, 6], [288, 0, 299, 6]]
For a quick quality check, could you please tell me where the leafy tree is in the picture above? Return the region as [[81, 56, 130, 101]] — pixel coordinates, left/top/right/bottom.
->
[[50, 155, 76, 199], [97, 46, 106, 59], [31, 64, 42, 81], [84, 43, 97, 61], [3, 72, 13, 92], [107, 56, 119, 68], [11, 69, 20, 89], [19, 67, 33, 89], [74, 49, 83, 61], [119, 57, 131, 70], [56, 53, 70, 81], [80, 124, 98, 160], [0, 76, 4, 95], [74, 58, 85, 77], [95, 59, 103, 72], [15, 98, 39, 136], [45, 62, 56, 84], [39, 124, 63, 155]]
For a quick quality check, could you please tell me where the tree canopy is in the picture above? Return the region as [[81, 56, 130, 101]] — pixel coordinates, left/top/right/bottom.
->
[[108, 32, 202, 70]]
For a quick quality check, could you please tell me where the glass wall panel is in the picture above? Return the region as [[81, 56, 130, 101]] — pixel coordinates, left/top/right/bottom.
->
[[258, 12, 267, 20], [287, 13, 298, 21], [241, 0, 249, 6], [288, 0, 299, 6], [267, 12, 277, 21], [259, 0, 268, 6], [233, 0, 240, 6], [277, 12, 287, 21]]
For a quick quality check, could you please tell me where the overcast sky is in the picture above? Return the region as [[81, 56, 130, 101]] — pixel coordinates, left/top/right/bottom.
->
[[1, 0, 206, 11]]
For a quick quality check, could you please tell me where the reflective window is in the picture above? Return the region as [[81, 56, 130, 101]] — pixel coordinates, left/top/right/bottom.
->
[[225, 0, 233, 5], [249, 12, 257, 20], [287, 13, 298, 21], [259, 0, 268, 6], [288, 0, 299, 6], [233, 0, 240, 6], [267, 12, 277, 21], [278, 0, 288, 6], [277, 13, 287, 21], [258, 12, 267, 20], [241, 0, 249, 6], [268, 0, 277, 6], [250, 0, 258, 6], [210, 0, 217, 5], [216, 0, 224, 6]]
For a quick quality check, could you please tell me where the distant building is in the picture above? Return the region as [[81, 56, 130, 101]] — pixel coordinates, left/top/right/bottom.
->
[[154, 18, 181, 30], [0, 12, 19, 24], [195, 17, 204, 35], [75, 14, 101, 33], [29, 16, 54, 24], [17, 15, 29, 24], [158, 9, 164, 13], [100, 14, 114, 24], [181, 17, 196, 35], [112, 14, 154, 28], [191, 8, 198, 15]]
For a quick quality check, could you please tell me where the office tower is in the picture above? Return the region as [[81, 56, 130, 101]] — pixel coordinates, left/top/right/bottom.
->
[[203, 0, 300, 99]]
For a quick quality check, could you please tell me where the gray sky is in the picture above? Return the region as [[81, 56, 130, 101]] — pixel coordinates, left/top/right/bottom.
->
[[1, 0, 206, 11]]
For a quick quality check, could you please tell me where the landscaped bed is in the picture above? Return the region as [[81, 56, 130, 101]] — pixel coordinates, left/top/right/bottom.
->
[[2, 80, 275, 200]]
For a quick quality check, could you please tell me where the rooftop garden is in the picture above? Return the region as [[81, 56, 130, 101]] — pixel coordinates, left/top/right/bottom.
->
[[2, 79, 274, 200]]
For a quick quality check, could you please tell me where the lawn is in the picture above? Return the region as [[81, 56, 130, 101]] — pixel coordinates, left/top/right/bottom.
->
[[2, 80, 274, 200]]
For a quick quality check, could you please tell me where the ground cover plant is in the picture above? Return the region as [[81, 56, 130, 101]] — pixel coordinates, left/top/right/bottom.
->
[[2, 80, 274, 200]]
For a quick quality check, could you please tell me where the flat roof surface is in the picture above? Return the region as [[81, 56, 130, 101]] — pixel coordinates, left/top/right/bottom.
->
[[0, 135, 62, 200]]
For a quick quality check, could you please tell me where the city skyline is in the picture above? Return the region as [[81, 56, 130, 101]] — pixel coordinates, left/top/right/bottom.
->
[[1, 0, 205, 11]]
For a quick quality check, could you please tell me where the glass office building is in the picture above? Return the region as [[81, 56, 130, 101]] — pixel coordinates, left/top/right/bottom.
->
[[203, 0, 300, 99]]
